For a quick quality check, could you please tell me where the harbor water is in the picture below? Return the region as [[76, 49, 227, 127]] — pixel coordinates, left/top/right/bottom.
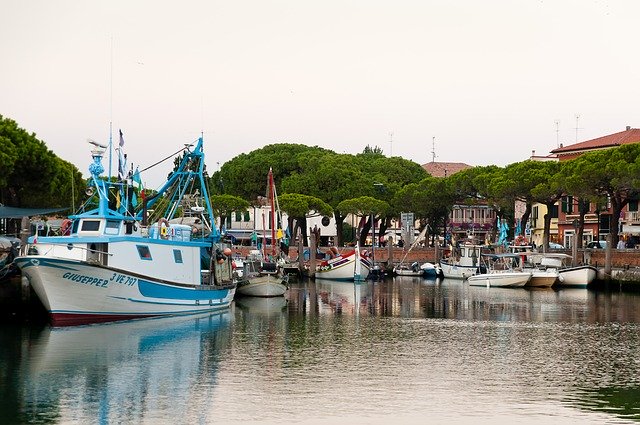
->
[[2, 277, 640, 424]]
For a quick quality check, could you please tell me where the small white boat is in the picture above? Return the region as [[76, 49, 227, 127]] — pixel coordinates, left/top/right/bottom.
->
[[467, 254, 532, 288], [315, 246, 371, 281], [539, 253, 597, 287], [527, 268, 559, 288], [237, 252, 288, 297], [439, 243, 485, 279]]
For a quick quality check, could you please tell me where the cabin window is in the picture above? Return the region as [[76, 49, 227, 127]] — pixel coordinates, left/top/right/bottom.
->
[[71, 220, 79, 234], [173, 249, 183, 263], [105, 220, 120, 235], [81, 220, 101, 232], [136, 245, 152, 261], [460, 248, 466, 257]]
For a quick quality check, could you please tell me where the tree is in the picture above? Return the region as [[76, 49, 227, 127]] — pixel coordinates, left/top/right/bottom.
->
[[336, 196, 389, 246], [568, 144, 640, 246], [0, 115, 82, 209], [528, 161, 566, 251], [279, 193, 333, 246], [210, 194, 250, 232]]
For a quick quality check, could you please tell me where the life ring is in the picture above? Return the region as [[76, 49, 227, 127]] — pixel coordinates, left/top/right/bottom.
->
[[158, 218, 170, 239], [515, 235, 526, 246]]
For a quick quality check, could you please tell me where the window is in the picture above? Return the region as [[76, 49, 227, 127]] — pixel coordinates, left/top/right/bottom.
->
[[561, 196, 573, 214], [81, 220, 101, 231], [550, 205, 559, 219], [244, 211, 250, 221], [105, 220, 120, 235], [235, 211, 242, 222], [629, 199, 639, 212], [173, 249, 183, 263], [136, 245, 152, 261]]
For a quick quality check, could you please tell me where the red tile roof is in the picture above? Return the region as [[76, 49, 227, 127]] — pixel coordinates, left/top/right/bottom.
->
[[551, 126, 640, 155], [422, 161, 472, 177]]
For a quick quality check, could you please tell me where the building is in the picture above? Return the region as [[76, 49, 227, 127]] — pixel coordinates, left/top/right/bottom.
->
[[422, 161, 496, 242], [549, 126, 640, 247]]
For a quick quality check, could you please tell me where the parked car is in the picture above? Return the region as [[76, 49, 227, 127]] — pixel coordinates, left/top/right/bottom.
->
[[586, 240, 608, 249], [548, 242, 565, 249]]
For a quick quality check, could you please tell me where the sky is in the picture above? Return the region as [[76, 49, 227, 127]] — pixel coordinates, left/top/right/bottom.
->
[[2, 0, 639, 189]]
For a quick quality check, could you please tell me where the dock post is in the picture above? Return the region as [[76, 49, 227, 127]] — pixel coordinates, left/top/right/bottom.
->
[[309, 233, 317, 279], [297, 237, 304, 276], [604, 233, 612, 277]]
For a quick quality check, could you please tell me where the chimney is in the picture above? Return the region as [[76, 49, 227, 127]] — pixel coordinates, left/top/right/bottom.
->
[[626, 126, 631, 131], [532, 150, 536, 157], [559, 143, 563, 148]]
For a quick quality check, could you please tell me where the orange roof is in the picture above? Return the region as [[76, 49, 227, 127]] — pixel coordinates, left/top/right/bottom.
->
[[551, 126, 640, 156], [422, 161, 472, 177]]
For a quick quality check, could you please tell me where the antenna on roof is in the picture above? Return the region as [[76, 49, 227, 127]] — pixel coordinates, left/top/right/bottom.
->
[[554, 119, 560, 148], [574, 114, 581, 143], [431, 136, 436, 163], [389, 132, 393, 157]]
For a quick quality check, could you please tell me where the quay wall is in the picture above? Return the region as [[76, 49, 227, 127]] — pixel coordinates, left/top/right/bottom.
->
[[232, 245, 640, 268]]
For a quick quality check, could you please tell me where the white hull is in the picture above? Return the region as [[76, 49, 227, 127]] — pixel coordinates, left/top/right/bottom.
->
[[439, 260, 478, 279], [557, 265, 597, 287], [525, 269, 559, 287], [315, 253, 371, 281], [236, 273, 287, 297], [468, 271, 532, 288], [15, 256, 235, 325]]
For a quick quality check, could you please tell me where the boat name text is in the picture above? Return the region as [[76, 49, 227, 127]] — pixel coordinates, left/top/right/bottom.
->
[[62, 272, 109, 288]]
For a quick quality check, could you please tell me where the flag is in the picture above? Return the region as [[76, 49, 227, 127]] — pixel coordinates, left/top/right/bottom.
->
[[132, 167, 143, 189], [118, 152, 127, 181], [119, 129, 125, 147], [115, 190, 121, 209]]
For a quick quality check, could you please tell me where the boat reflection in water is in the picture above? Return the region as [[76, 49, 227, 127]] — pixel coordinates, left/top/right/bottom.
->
[[19, 312, 232, 424]]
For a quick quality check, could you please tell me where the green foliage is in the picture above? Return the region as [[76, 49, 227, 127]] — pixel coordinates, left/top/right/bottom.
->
[[210, 194, 251, 231], [279, 193, 333, 217], [336, 196, 389, 216], [0, 115, 82, 209], [362, 144, 384, 155]]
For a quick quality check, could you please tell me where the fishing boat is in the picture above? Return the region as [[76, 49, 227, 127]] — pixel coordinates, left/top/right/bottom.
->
[[315, 244, 371, 281], [508, 246, 558, 288], [14, 136, 236, 325], [439, 242, 485, 279], [467, 254, 532, 288], [236, 168, 288, 297]]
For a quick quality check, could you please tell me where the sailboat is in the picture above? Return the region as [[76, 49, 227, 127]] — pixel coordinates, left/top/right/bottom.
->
[[392, 227, 437, 277], [236, 168, 288, 297]]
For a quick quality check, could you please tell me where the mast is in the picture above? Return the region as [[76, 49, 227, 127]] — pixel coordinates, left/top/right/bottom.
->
[[268, 168, 276, 257]]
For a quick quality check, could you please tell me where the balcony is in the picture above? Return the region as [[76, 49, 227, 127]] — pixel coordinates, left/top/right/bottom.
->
[[626, 211, 640, 224]]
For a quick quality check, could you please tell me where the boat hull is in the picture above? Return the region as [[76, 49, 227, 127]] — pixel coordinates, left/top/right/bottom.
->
[[439, 260, 478, 279], [14, 256, 235, 326], [315, 254, 371, 281], [236, 273, 287, 297], [468, 271, 532, 288], [525, 270, 559, 288], [557, 265, 597, 287]]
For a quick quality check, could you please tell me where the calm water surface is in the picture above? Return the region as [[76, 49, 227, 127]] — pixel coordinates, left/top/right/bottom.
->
[[2, 277, 640, 424]]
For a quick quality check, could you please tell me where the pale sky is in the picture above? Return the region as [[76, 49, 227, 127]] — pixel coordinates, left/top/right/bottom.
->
[[2, 0, 639, 189]]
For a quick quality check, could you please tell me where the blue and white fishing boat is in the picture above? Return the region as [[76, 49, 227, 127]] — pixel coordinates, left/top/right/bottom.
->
[[14, 136, 236, 325]]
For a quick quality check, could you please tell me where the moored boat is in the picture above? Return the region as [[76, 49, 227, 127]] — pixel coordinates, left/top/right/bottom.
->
[[14, 136, 236, 325], [315, 246, 371, 281], [467, 254, 532, 288], [439, 243, 485, 279], [539, 253, 597, 287]]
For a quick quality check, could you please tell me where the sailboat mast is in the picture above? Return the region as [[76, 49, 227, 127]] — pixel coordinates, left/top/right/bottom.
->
[[268, 168, 276, 256]]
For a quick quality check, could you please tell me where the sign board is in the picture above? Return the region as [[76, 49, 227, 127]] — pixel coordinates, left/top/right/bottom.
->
[[400, 212, 415, 245]]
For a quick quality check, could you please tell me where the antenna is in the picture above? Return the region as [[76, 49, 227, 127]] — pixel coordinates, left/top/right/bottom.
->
[[389, 132, 393, 157], [554, 119, 560, 148], [574, 114, 581, 143], [431, 136, 436, 163], [108, 35, 114, 179]]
